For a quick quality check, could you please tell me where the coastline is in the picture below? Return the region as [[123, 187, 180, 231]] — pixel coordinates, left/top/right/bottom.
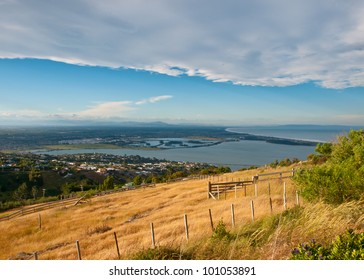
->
[[225, 128, 322, 146]]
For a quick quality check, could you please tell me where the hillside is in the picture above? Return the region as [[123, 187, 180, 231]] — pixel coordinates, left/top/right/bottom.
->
[[0, 164, 363, 260]]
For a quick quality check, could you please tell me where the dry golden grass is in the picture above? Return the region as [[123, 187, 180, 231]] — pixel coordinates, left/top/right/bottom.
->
[[0, 165, 362, 260]]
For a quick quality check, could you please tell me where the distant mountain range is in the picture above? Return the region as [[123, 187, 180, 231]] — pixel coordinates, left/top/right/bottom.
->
[[1, 119, 363, 130], [228, 124, 364, 131]]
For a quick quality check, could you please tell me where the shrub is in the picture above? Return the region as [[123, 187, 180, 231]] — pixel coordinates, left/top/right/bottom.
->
[[290, 229, 364, 260], [294, 129, 364, 204], [132, 247, 193, 260], [330, 229, 364, 260], [0, 200, 22, 212], [211, 219, 235, 241], [279, 158, 292, 167], [290, 239, 330, 260]]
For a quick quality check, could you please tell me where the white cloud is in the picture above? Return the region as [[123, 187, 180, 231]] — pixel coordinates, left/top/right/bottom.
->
[[0, 109, 46, 118], [0, 0, 364, 89], [135, 95, 173, 105], [0, 97, 172, 122], [70, 101, 135, 119], [0, 102, 134, 121]]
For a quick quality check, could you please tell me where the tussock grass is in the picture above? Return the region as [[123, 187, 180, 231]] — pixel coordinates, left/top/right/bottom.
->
[[0, 165, 362, 260], [157, 201, 364, 260]]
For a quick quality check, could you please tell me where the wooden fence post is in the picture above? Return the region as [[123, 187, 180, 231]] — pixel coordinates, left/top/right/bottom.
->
[[184, 214, 189, 241], [209, 209, 214, 231], [244, 185, 247, 197], [250, 200, 255, 222], [217, 185, 220, 200], [252, 175, 257, 184], [114, 232, 121, 259], [255, 184, 258, 197], [234, 184, 237, 199], [296, 190, 300, 206], [76, 240, 82, 260], [150, 223, 156, 249], [283, 182, 287, 210], [231, 204, 235, 228], [268, 182, 271, 196], [38, 214, 42, 230], [269, 197, 273, 215], [34, 252, 38, 260]]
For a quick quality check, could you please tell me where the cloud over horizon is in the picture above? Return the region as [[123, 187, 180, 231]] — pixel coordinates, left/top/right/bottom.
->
[[0, 95, 173, 122], [73, 101, 135, 120], [1, 0, 364, 89]]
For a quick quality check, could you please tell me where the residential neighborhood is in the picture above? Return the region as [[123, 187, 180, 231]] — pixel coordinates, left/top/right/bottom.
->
[[0, 151, 219, 211]]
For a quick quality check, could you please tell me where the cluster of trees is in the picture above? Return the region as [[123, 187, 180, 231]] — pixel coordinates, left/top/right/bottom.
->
[[11, 169, 43, 202], [0, 169, 48, 211], [294, 129, 364, 204], [269, 157, 300, 168], [200, 166, 231, 175]]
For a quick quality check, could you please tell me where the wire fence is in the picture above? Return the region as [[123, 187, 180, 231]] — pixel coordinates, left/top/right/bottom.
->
[[8, 179, 301, 260]]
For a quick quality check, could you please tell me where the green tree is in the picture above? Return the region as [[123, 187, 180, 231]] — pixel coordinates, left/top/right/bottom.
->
[[79, 179, 89, 191], [315, 142, 333, 157], [61, 182, 71, 195], [270, 160, 279, 168], [279, 158, 292, 167], [170, 171, 186, 179], [0, 158, 4, 172], [13, 182, 29, 203], [100, 176, 114, 190], [31, 186, 39, 200], [133, 175, 143, 186], [151, 176, 159, 184], [18, 158, 32, 171], [29, 169, 43, 186], [216, 166, 231, 174], [200, 168, 211, 175], [307, 142, 334, 164]]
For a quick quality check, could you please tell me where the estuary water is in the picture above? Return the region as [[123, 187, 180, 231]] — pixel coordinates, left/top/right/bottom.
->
[[41, 140, 315, 171], [38, 126, 357, 171]]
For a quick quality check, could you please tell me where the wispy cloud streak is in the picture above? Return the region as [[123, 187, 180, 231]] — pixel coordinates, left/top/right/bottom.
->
[[0, 95, 173, 122], [135, 95, 173, 105]]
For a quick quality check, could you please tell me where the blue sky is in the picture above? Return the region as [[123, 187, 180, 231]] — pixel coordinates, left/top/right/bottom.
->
[[0, 0, 364, 126]]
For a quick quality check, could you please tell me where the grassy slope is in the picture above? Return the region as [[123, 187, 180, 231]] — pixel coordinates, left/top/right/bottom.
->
[[0, 164, 362, 260]]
